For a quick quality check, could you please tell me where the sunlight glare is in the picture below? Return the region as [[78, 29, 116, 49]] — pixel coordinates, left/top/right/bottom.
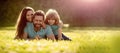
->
[[81, 0, 103, 3]]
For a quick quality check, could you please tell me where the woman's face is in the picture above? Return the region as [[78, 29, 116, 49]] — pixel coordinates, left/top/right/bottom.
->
[[48, 19, 55, 25], [26, 10, 34, 22]]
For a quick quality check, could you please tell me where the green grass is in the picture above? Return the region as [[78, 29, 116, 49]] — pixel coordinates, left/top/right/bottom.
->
[[0, 27, 120, 53]]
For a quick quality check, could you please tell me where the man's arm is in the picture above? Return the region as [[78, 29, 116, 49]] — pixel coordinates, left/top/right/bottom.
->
[[46, 26, 55, 40], [35, 35, 42, 40], [47, 34, 55, 40]]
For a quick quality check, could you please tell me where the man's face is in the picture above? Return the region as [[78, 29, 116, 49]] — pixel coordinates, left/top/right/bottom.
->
[[33, 15, 44, 28]]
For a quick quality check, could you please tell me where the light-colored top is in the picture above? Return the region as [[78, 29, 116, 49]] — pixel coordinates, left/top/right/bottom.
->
[[50, 25, 60, 35], [24, 22, 53, 39]]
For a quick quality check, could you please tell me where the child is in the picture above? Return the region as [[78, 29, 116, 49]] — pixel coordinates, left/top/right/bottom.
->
[[45, 9, 71, 41]]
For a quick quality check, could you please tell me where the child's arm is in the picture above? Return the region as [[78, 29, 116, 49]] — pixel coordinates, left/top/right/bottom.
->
[[58, 27, 62, 40], [59, 20, 63, 27], [58, 22, 63, 40]]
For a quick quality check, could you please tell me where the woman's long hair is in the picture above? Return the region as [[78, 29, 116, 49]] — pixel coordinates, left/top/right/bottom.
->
[[15, 7, 34, 39]]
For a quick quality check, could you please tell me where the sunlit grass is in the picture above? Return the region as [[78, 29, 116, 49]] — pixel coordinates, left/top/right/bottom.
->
[[0, 27, 120, 53]]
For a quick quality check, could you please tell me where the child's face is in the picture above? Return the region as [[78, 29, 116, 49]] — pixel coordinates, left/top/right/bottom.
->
[[48, 19, 55, 25]]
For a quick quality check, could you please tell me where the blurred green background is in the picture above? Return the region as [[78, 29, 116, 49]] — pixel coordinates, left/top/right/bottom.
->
[[0, 0, 120, 27]]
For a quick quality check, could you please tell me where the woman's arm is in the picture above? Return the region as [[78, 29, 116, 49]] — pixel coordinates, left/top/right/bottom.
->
[[14, 35, 20, 39], [23, 32, 28, 40]]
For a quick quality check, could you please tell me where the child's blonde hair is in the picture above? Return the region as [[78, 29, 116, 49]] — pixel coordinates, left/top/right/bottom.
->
[[45, 9, 61, 25]]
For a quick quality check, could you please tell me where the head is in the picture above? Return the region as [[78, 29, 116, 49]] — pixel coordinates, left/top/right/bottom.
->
[[45, 9, 60, 25], [26, 9, 34, 22], [15, 7, 34, 39], [32, 10, 45, 28]]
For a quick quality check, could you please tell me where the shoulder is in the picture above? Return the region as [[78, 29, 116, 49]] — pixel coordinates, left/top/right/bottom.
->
[[27, 22, 32, 25], [26, 22, 34, 29], [46, 25, 51, 28], [58, 20, 63, 28], [26, 22, 33, 26]]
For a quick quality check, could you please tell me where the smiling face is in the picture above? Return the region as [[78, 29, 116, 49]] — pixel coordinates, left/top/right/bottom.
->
[[45, 9, 60, 25], [33, 15, 44, 28], [26, 10, 34, 22], [48, 19, 55, 25]]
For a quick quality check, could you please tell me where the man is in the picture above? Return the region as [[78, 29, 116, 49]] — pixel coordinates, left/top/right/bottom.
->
[[23, 10, 55, 40]]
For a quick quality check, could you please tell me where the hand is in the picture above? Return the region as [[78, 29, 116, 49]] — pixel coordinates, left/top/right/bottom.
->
[[58, 37, 63, 40], [35, 35, 41, 40], [41, 22, 46, 29]]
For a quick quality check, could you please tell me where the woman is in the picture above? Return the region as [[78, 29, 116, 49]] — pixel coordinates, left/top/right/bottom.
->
[[14, 7, 34, 39]]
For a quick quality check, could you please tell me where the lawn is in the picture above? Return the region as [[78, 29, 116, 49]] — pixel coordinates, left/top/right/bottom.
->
[[0, 27, 120, 53]]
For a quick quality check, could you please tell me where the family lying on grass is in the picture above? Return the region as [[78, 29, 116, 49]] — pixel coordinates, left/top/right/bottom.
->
[[14, 7, 71, 41]]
